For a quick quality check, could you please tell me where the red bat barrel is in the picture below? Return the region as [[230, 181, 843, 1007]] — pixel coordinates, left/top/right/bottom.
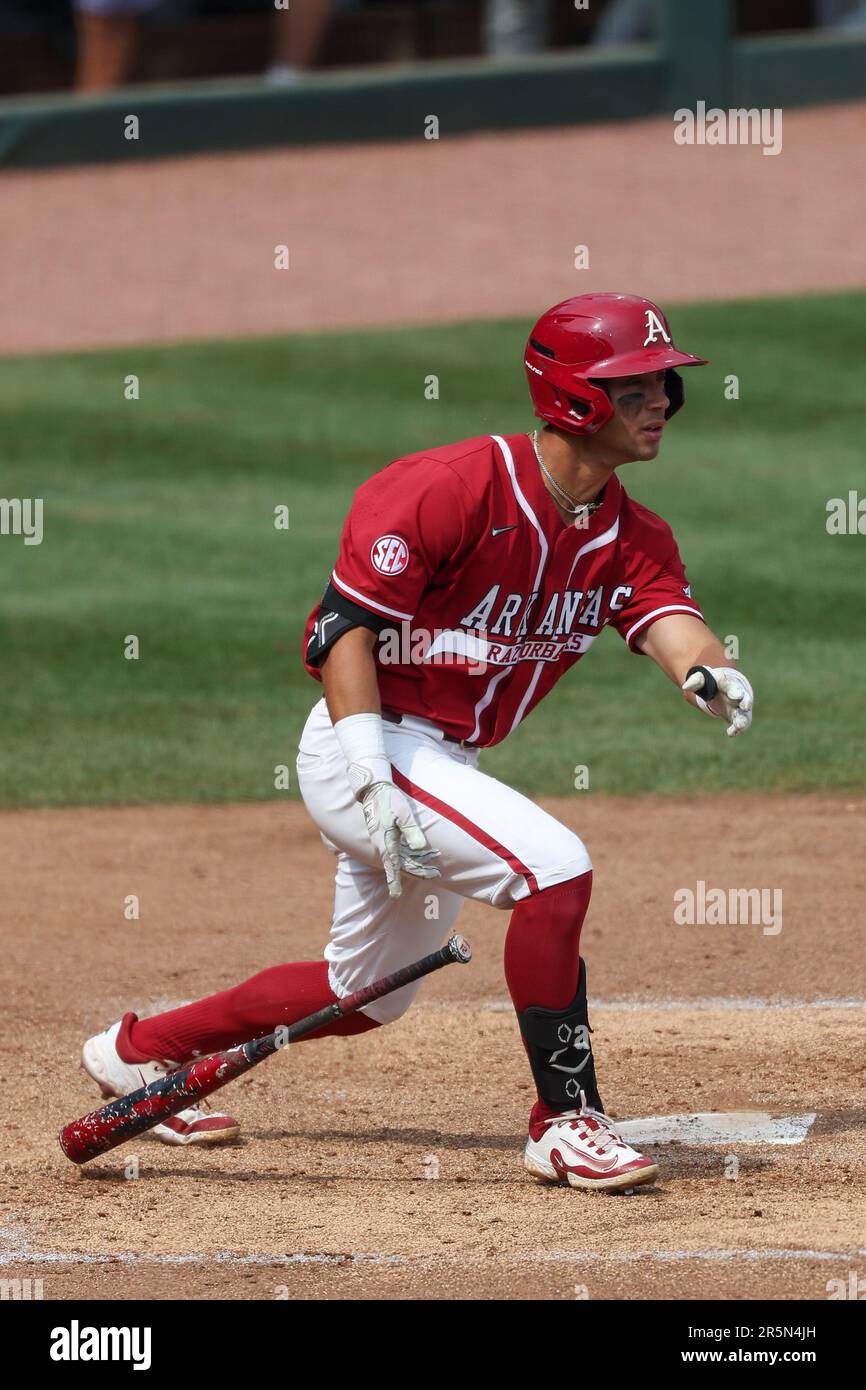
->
[[59, 1044, 254, 1163], [60, 934, 472, 1163]]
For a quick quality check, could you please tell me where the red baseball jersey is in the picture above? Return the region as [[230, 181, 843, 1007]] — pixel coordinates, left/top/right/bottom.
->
[[303, 433, 704, 747]]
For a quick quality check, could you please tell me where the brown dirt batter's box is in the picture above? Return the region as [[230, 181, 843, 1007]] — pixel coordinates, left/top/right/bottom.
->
[[1, 796, 863, 1300]]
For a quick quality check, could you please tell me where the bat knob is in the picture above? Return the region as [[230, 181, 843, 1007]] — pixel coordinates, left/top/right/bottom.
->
[[448, 934, 472, 964]]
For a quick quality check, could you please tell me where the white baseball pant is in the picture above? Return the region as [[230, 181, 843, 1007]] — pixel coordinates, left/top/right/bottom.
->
[[296, 697, 591, 1024]]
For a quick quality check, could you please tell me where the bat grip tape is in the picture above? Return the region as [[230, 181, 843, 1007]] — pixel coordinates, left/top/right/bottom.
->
[[285, 941, 455, 1043]]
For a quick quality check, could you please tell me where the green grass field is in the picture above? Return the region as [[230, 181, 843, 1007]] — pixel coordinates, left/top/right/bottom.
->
[[2, 292, 863, 808]]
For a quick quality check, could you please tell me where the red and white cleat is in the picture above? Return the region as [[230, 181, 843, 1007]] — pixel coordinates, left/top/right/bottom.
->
[[524, 1096, 658, 1192], [82, 1017, 241, 1147]]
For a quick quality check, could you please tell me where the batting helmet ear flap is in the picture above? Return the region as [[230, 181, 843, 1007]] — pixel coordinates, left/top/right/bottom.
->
[[664, 369, 684, 419]]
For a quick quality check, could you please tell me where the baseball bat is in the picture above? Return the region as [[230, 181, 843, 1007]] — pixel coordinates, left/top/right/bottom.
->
[[60, 933, 472, 1165]]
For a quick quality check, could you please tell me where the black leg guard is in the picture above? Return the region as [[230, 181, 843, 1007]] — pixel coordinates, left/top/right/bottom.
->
[[516, 958, 604, 1113]]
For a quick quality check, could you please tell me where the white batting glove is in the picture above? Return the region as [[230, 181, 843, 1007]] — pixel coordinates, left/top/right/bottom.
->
[[682, 666, 754, 738], [358, 780, 441, 899], [334, 713, 440, 898]]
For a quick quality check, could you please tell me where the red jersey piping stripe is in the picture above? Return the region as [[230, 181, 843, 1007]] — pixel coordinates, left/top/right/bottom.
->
[[391, 766, 540, 895]]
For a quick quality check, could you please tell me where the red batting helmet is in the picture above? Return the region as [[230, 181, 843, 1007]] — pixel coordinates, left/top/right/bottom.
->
[[524, 293, 707, 435]]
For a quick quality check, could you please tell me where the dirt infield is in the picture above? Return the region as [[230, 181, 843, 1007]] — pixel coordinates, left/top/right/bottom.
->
[[1, 795, 863, 1301], [3, 100, 866, 356]]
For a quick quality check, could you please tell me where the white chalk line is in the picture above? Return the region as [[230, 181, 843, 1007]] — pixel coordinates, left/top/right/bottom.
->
[[0, 1227, 401, 1269], [474, 998, 866, 1012], [1, 1224, 862, 1272], [113, 997, 866, 1029]]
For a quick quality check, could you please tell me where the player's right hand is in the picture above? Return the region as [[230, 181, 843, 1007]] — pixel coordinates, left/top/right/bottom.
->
[[360, 781, 441, 898], [682, 665, 754, 738]]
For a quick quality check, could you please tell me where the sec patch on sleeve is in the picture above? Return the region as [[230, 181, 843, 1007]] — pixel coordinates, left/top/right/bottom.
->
[[371, 535, 409, 575]]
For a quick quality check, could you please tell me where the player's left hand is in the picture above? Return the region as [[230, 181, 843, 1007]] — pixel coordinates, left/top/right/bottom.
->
[[682, 666, 754, 738], [360, 779, 441, 899]]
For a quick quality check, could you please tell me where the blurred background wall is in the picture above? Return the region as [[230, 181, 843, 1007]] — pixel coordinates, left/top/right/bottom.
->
[[4, 0, 863, 98]]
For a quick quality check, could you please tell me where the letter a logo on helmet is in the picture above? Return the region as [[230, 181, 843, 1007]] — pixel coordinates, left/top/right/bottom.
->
[[523, 292, 707, 436], [642, 309, 672, 347]]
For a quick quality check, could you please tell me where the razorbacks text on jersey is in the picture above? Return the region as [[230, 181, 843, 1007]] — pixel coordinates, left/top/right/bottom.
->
[[303, 433, 703, 747]]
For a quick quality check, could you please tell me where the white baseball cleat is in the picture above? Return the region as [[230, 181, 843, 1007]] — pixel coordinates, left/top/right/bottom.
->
[[82, 1018, 241, 1147], [524, 1098, 658, 1192]]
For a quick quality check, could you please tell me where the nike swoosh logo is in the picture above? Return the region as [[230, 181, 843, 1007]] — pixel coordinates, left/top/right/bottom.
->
[[491, 525, 517, 537], [557, 1141, 620, 1173], [552, 1146, 620, 1176]]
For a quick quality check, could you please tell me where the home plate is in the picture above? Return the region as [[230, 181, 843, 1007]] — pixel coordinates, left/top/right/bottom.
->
[[615, 1112, 816, 1146]]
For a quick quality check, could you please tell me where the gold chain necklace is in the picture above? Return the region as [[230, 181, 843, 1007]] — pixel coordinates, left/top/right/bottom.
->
[[530, 430, 603, 516]]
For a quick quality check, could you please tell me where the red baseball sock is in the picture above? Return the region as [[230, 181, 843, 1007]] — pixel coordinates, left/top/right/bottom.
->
[[503, 870, 593, 1131], [121, 961, 379, 1064]]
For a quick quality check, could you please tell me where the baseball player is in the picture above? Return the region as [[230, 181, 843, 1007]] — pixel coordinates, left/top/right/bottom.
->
[[82, 293, 753, 1190]]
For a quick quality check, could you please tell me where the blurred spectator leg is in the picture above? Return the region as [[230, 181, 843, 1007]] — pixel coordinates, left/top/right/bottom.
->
[[74, 11, 139, 91], [484, 0, 549, 57], [266, 0, 333, 84], [591, 0, 653, 46], [815, 0, 866, 28]]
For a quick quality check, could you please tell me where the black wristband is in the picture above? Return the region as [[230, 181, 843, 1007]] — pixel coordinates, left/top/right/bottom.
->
[[685, 665, 719, 701]]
